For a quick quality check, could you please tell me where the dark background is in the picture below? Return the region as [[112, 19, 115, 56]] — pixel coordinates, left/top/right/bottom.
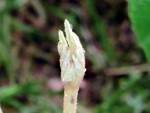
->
[[0, 0, 149, 113]]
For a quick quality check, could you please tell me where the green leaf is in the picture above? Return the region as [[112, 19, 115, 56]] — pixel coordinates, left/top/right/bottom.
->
[[128, 0, 150, 62]]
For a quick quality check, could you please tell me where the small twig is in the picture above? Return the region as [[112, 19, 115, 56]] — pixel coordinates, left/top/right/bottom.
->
[[106, 64, 150, 76], [29, 0, 46, 23]]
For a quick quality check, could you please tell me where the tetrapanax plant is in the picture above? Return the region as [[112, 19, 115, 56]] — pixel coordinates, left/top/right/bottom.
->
[[58, 19, 86, 113]]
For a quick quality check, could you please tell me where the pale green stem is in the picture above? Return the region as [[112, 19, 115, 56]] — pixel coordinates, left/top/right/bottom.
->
[[63, 84, 79, 113]]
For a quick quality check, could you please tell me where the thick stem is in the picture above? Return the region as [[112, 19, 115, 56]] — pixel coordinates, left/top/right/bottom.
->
[[63, 84, 79, 113]]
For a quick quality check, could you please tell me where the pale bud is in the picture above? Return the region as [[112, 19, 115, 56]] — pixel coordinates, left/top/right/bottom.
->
[[58, 19, 85, 87]]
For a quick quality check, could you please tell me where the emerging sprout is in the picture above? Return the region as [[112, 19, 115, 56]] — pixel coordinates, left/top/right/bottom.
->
[[58, 19, 85, 87], [58, 19, 86, 113]]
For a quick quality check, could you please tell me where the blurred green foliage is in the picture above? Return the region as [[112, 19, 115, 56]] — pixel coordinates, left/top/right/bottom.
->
[[0, 0, 150, 113], [86, 0, 116, 64], [94, 73, 149, 113], [128, 0, 150, 63]]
